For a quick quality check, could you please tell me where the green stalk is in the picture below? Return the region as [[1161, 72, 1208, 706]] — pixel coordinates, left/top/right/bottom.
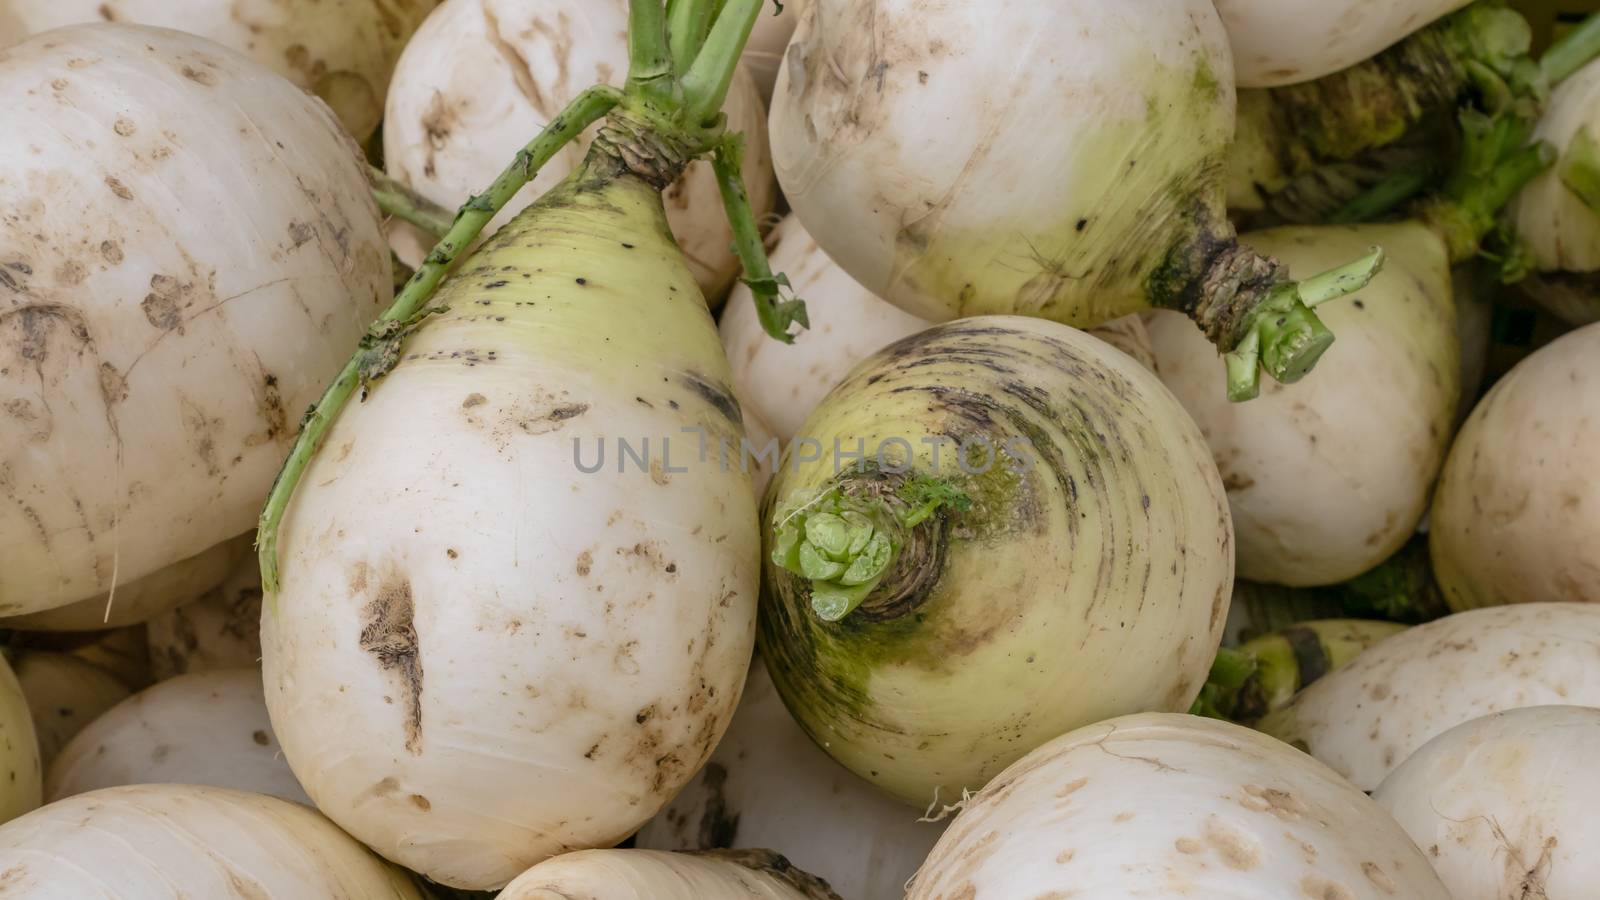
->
[[255, 84, 623, 593], [682, 0, 765, 122], [368, 164, 452, 238], [713, 138, 808, 341], [627, 0, 676, 101], [1328, 164, 1436, 224], [1559, 126, 1600, 213], [667, 0, 721, 74], [1540, 12, 1600, 84]]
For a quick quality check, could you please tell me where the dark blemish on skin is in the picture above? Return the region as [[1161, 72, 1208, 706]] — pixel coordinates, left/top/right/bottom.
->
[[548, 403, 588, 422], [679, 373, 742, 424], [485, 280, 508, 288], [461, 393, 486, 408], [287, 221, 314, 247], [181, 65, 216, 86], [1076, 218, 1088, 231], [104, 176, 133, 200], [621, 243, 634, 249], [251, 730, 269, 746], [575, 278, 588, 285], [1353, 300, 1365, 309], [359, 575, 425, 754]]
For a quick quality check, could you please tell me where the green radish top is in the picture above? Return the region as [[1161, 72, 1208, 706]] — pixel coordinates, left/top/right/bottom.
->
[[256, 0, 801, 593]]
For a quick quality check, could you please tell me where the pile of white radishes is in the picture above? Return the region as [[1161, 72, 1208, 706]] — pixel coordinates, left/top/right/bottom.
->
[[1, 0, 1598, 897]]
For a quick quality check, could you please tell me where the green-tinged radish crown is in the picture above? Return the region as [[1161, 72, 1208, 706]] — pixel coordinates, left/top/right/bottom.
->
[[1191, 620, 1407, 724], [256, 0, 798, 592]]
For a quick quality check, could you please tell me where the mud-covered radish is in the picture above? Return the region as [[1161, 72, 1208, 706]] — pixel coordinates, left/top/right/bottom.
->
[[771, 0, 1386, 400], [759, 316, 1231, 807], [499, 849, 840, 900], [1147, 224, 1459, 585], [0, 535, 249, 632], [48, 669, 305, 804], [0, 0, 436, 139], [147, 556, 263, 680], [1430, 323, 1599, 608], [1193, 618, 1407, 723], [0, 25, 390, 617], [637, 658, 944, 899], [10, 652, 129, 767], [1374, 705, 1600, 899], [383, 0, 774, 301], [257, 1, 795, 888], [1216, 0, 1471, 88], [1259, 603, 1600, 789], [0, 784, 425, 898], [906, 713, 1449, 899]]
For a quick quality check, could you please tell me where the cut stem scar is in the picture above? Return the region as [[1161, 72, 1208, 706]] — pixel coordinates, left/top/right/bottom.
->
[[367, 164, 453, 238], [255, 84, 623, 594]]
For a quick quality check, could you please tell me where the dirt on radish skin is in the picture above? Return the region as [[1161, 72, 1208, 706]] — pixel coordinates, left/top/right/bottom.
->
[[0, 25, 390, 617], [382, 0, 774, 301], [147, 556, 263, 680], [1258, 603, 1600, 790], [0, 0, 437, 138]]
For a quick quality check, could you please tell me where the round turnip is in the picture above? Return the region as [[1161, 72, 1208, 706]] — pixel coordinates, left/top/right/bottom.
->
[[382, 0, 774, 302], [760, 316, 1231, 807], [1430, 322, 1599, 608], [10, 652, 128, 767], [0, 24, 390, 616], [1259, 602, 1600, 789], [147, 556, 262, 680], [0, 0, 436, 139], [770, 0, 1386, 399], [47, 669, 306, 804], [1147, 223, 1459, 586], [906, 712, 1449, 898], [1374, 705, 1600, 899], [0, 784, 425, 897], [637, 658, 945, 899], [499, 849, 840, 900]]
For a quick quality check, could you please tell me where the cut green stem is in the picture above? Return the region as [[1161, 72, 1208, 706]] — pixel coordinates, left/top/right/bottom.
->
[[1540, 12, 1600, 84], [627, 0, 676, 101], [1328, 165, 1436, 224], [666, 0, 721, 74], [368, 164, 452, 238], [713, 138, 808, 341], [255, 84, 623, 594], [682, 0, 765, 122]]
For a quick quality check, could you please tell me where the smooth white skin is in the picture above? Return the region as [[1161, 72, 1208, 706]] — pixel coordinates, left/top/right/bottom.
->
[[907, 713, 1448, 899], [499, 849, 828, 899], [47, 669, 308, 805], [637, 658, 945, 900], [770, 0, 1235, 326], [382, 0, 774, 300], [11, 652, 129, 767], [0, 25, 390, 615], [1375, 705, 1600, 899], [743, 0, 805, 101], [1430, 323, 1600, 609], [1260, 603, 1600, 791], [1214, 0, 1471, 88], [0, 784, 425, 898], [0, 534, 250, 631], [0, 0, 437, 137], [147, 555, 263, 680], [1147, 224, 1459, 587], [0, 654, 40, 825]]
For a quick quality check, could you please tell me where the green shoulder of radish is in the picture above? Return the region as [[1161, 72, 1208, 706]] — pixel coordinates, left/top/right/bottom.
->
[[0, 25, 390, 617], [499, 849, 841, 900], [758, 316, 1232, 808], [0, 784, 426, 897], [256, 1, 798, 889], [0, 0, 436, 140], [636, 657, 945, 899], [147, 554, 263, 681], [771, 0, 1387, 401], [1258, 602, 1600, 790], [47, 669, 306, 806], [1430, 322, 1600, 608], [382, 0, 775, 303], [906, 713, 1449, 898], [9, 652, 128, 769], [1192, 618, 1407, 723], [1375, 705, 1600, 899]]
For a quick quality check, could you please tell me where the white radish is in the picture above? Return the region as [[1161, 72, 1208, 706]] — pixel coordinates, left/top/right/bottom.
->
[[47, 669, 306, 805], [1258, 602, 1600, 790], [906, 712, 1449, 899], [382, 0, 774, 301], [147, 556, 263, 680], [0, 534, 249, 631], [498, 849, 840, 900], [1214, 0, 1472, 88], [1430, 322, 1600, 608], [1146, 223, 1460, 586], [1374, 705, 1600, 899], [637, 658, 945, 900], [0, 24, 390, 615], [10, 652, 129, 767], [0, 784, 425, 898], [0, 0, 437, 138], [0, 653, 40, 826]]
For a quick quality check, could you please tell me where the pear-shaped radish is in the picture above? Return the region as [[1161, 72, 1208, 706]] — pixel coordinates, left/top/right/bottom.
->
[[0, 25, 389, 616], [906, 712, 1449, 899]]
